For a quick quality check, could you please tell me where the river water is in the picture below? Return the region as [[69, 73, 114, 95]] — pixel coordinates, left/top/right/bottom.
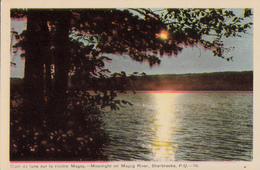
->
[[100, 92, 253, 161]]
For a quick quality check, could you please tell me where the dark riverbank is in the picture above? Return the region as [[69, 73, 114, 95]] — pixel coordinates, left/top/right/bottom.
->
[[11, 71, 253, 91], [126, 71, 253, 91]]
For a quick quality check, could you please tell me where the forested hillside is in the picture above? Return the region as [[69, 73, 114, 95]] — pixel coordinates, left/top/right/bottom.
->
[[11, 71, 253, 91], [126, 71, 253, 91]]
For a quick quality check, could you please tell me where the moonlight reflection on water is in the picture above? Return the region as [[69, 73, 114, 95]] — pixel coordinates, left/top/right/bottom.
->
[[152, 93, 178, 161], [101, 92, 253, 161]]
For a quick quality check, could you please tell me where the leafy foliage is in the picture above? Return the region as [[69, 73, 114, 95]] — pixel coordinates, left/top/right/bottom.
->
[[10, 86, 108, 161], [11, 8, 253, 67], [160, 8, 253, 59]]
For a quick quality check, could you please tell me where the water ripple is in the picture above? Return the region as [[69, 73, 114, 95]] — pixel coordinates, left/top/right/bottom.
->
[[101, 92, 253, 161]]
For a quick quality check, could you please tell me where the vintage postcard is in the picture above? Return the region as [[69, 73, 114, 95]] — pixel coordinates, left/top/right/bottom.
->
[[1, 0, 259, 169]]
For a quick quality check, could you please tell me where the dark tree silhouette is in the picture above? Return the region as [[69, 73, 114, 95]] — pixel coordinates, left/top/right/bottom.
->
[[23, 10, 50, 126]]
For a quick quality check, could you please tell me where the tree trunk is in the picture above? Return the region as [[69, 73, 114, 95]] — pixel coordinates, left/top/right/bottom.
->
[[51, 11, 71, 122], [23, 10, 50, 127]]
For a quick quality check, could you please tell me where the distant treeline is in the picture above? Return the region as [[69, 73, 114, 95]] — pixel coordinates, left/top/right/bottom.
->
[[126, 71, 253, 91], [11, 71, 253, 91]]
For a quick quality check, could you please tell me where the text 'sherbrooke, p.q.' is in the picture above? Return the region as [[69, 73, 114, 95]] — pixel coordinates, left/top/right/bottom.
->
[[10, 163, 200, 169]]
